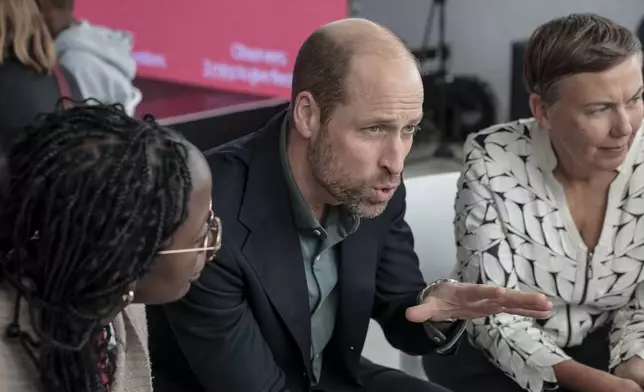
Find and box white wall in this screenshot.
[359,0,644,121]
[362,172,460,374]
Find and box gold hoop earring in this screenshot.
[122,290,135,305]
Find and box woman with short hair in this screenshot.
[424,13,644,392]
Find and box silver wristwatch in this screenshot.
[417,278,466,354]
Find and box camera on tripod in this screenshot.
[410,0,497,159]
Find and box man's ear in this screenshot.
[292,91,320,140]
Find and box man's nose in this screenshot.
[379,137,407,175]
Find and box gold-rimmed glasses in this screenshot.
[158,202,221,262]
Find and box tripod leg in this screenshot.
[433,142,454,158]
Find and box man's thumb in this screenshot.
[405,301,437,323]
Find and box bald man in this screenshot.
[148,18,551,392]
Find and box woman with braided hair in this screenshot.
[0,102,221,392]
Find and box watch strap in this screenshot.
[417,278,466,354]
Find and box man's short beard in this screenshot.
[307,129,388,219]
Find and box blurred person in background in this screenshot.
[423,13,644,392]
[38,0,142,116]
[0,103,219,392]
[0,0,80,149]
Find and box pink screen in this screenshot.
[74,1,348,98]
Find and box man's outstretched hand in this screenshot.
[405,281,552,323]
[615,357,644,389]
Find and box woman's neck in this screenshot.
[550,139,617,186]
[553,162,616,190]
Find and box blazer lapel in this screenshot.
[239,115,312,371]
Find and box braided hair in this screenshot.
[0,102,193,391]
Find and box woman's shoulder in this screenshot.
[464,118,541,155]
[111,304,152,392]
[461,118,548,179]
[0,55,48,78]
[0,56,62,96]
[0,287,40,392]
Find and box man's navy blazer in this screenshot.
[147,111,437,392]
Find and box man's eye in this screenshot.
[362,126,382,133]
[404,125,421,135]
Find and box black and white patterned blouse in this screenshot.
[455,118,644,392]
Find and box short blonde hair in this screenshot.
[0,0,57,74]
[524,13,642,103]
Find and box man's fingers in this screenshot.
[452,306,550,320]
[455,284,552,312]
[407,303,551,322]
[407,283,553,323]
[455,300,504,320]
[503,308,551,319]
[495,289,552,311]
[458,283,505,302]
